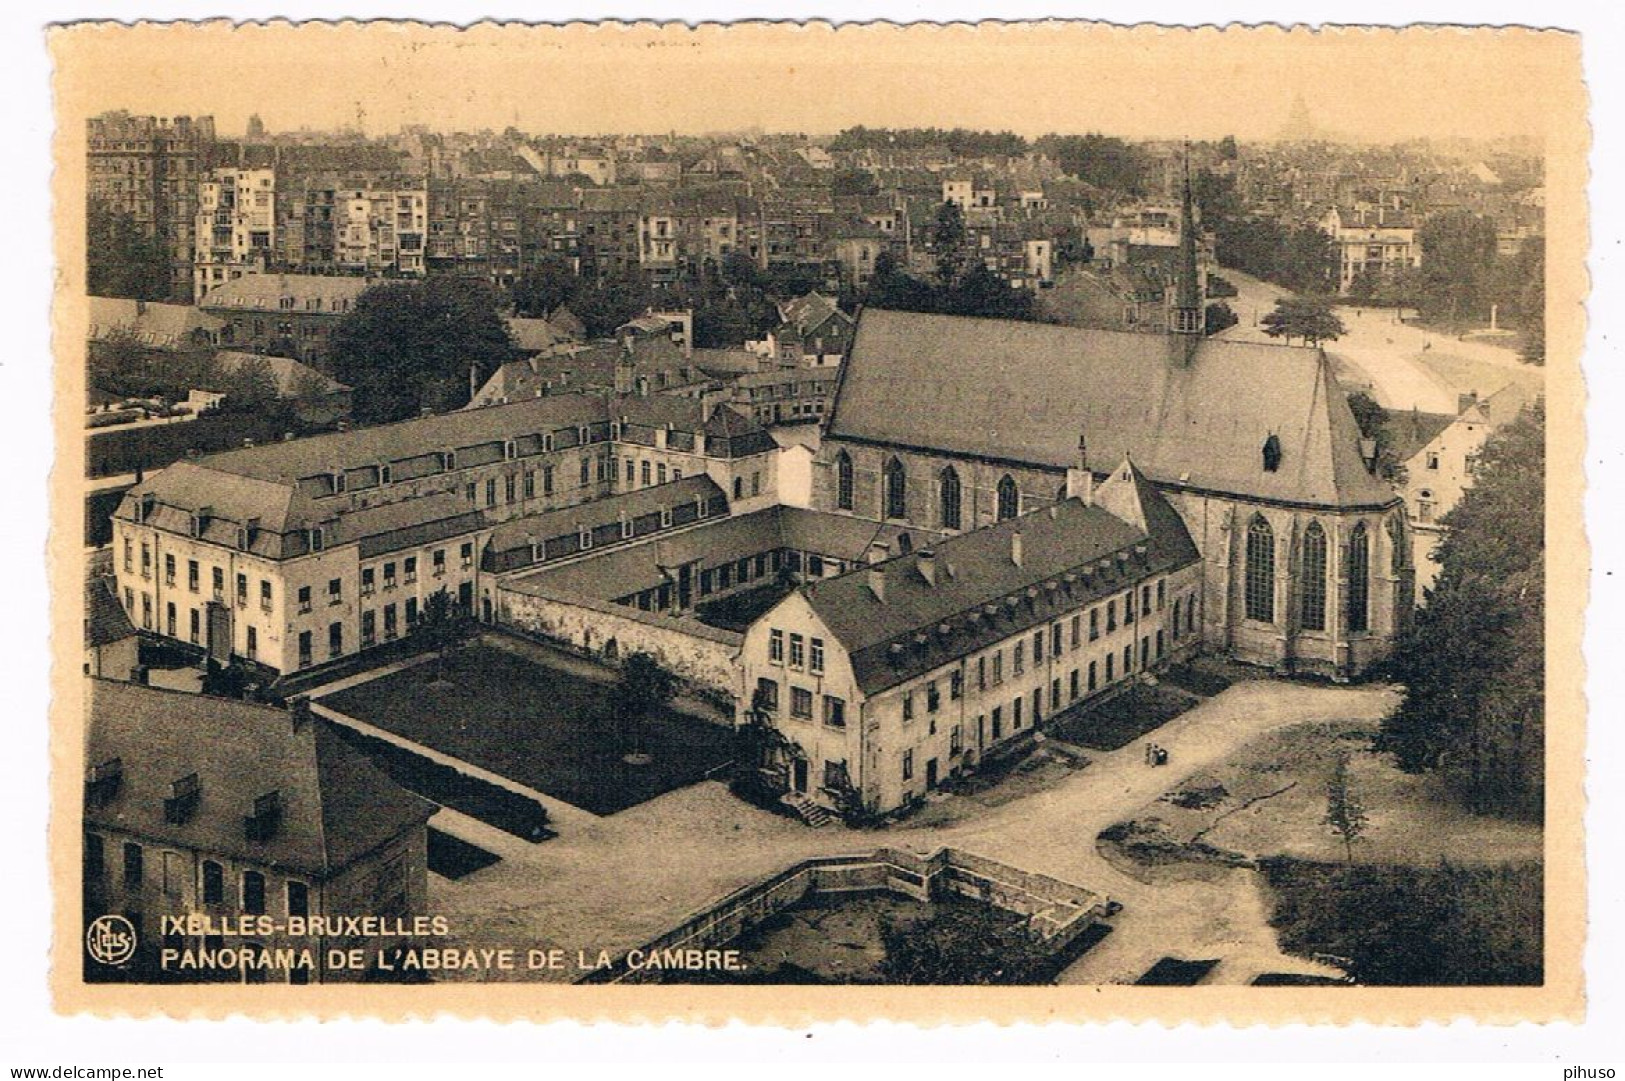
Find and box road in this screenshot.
[1215,269,1538,414]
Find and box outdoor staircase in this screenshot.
[780,791,836,828]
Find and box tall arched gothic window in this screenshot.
[1300,520,1328,631]
[835,451,854,510]
[1347,521,1371,632]
[939,467,962,530]
[996,474,1020,521]
[1244,514,1276,624]
[1386,514,1407,573]
[883,457,907,520]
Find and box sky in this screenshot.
[54,22,1573,145]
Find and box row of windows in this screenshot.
[86,834,308,917]
[128,544,275,611]
[834,453,1022,528]
[1243,516,1375,633]
[754,678,846,728]
[768,629,826,674]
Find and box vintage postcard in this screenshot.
[47,20,1586,1024]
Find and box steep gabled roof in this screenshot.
[85,680,433,878]
[827,310,1397,510]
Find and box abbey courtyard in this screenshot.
[81,117,1546,986]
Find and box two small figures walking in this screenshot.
[1144,742,1169,767]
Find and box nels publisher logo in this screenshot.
[85,915,137,967]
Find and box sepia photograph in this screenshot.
[44,18,1588,1029]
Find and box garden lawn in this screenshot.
[323,643,735,815]
[1048,683,1196,751]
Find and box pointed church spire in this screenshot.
[1172,145,1203,338]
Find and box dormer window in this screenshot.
[86,757,123,807]
[1262,434,1283,473]
[244,791,282,842]
[164,773,201,824]
[444,450,457,471]
[620,518,633,540]
[577,426,589,445]
[189,513,203,538]
[543,433,555,453]
[579,530,594,551]
[236,527,250,551]
[504,439,517,460]
[660,508,673,528]
[309,527,325,552]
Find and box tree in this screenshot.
[412,588,462,685]
[1040,133,1149,195]
[328,277,515,424]
[570,271,656,340]
[1323,752,1369,862]
[1260,296,1346,346]
[612,651,677,760]
[1204,301,1239,336]
[930,201,967,288]
[1416,211,1500,326]
[87,198,172,301]
[219,354,280,410]
[879,906,1053,984]
[1377,402,1545,818]
[512,257,580,319]
[1345,391,1407,483]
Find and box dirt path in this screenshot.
[427,678,1397,984]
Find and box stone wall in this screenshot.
[581,847,1107,984]
[498,585,741,699]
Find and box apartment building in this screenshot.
[193,168,277,302]
[87,111,219,301]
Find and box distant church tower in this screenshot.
[1169,153,1205,346]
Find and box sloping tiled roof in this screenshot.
[826,310,1397,510]
[505,505,921,603]
[88,297,224,348]
[193,393,610,484]
[506,317,571,354]
[1384,410,1457,466]
[85,577,137,648]
[200,274,374,311]
[486,475,725,555]
[213,351,349,398]
[802,484,1199,696]
[85,680,434,878]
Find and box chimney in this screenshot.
[1010,530,1024,567]
[289,695,312,731]
[916,548,936,587]
[1065,432,1093,503]
[1360,437,1378,472]
[1457,391,1480,415]
[867,564,886,603]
